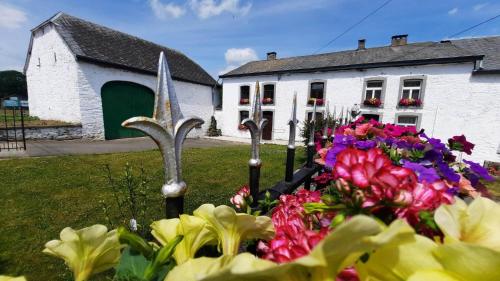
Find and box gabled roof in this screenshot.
[219,37,500,78]
[26,13,216,87]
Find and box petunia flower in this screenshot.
[43,225,122,281]
[448,135,475,155]
[402,161,440,183]
[463,160,495,182]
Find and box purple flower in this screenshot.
[463,160,495,181]
[413,143,425,151]
[437,161,460,183]
[403,161,440,183]
[325,135,356,167]
[421,133,446,151]
[354,140,377,150]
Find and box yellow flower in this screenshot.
[192,204,274,255]
[151,214,217,265]
[434,196,500,251]
[43,224,122,281]
[165,215,414,281]
[0,276,26,281]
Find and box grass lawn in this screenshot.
[1,109,69,127]
[0,145,305,281]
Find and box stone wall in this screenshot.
[0,125,82,140]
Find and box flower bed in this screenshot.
[262,97,274,105]
[362,98,382,107]
[6,118,498,281]
[308,98,324,106]
[398,98,422,107]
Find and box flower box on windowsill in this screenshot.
[363,98,382,108]
[307,98,324,106]
[238,124,248,131]
[262,98,274,105]
[398,98,423,107]
[239,98,250,105]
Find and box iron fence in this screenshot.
[0,98,27,151]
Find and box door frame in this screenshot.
[262,110,274,141]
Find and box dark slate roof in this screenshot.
[220,38,496,78]
[451,36,500,73]
[45,13,216,86]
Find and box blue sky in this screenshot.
[1,0,499,78]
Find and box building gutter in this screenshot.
[219,55,484,78]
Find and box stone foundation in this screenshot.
[0,124,82,140]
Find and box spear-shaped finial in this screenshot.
[122,52,204,217]
[339,106,344,126]
[287,92,298,149]
[322,101,330,142]
[308,99,317,146]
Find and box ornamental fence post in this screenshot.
[285,93,298,182]
[304,100,317,190]
[242,81,268,204]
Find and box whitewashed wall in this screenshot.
[26,24,81,123]
[77,61,213,139]
[220,63,500,163]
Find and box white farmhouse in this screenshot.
[218,35,500,163]
[24,13,217,140]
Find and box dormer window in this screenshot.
[262,84,275,105]
[239,85,250,105]
[308,81,325,106]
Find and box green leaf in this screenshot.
[114,247,150,281]
[118,227,155,259]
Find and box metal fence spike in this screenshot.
[287,92,298,149]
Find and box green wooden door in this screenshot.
[101,81,154,140]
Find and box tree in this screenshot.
[0,70,27,99]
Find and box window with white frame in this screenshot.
[396,115,418,127]
[308,82,325,105]
[239,110,249,122]
[364,80,383,100]
[401,79,422,100]
[263,84,275,105]
[240,86,250,105]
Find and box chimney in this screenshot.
[391,34,408,47]
[357,39,366,50]
[267,52,277,60]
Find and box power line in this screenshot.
[313,0,393,54]
[447,13,500,39]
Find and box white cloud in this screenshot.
[448,7,458,15]
[149,0,186,19]
[219,47,258,75]
[473,3,488,11]
[0,2,27,29]
[189,0,252,19]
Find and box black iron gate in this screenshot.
[0,98,27,151]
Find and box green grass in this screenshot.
[0,145,304,281]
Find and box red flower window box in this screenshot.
[398,98,422,107]
[239,98,250,105]
[363,98,382,107]
[262,97,274,105]
[308,98,324,106]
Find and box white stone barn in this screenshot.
[24,13,217,140]
[218,35,500,164]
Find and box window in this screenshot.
[401,79,422,100]
[308,82,325,105]
[263,84,275,105]
[396,115,418,127]
[307,112,324,123]
[365,81,383,100]
[362,113,380,122]
[240,86,250,105]
[239,110,249,122]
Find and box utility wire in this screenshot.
[447,13,500,39]
[313,0,393,54]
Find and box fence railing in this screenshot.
[0,98,27,152]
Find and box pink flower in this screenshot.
[229,185,251,210]
[354,123,373,138]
